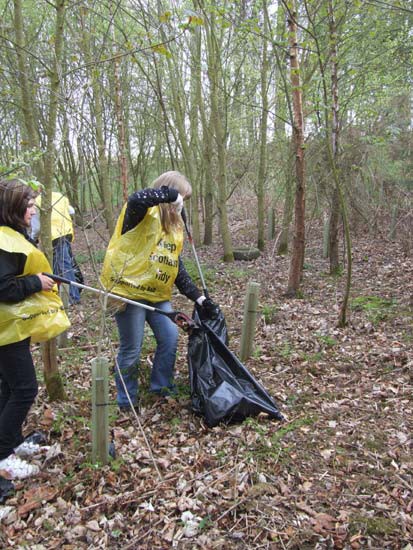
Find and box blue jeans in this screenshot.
[114,301,179,407]
[53,237,80,304]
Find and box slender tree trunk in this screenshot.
[202,1,234,262]
[13,0,67,399]
[189,26,202,244]
[80,6,114,234]
[286,0,306,296]
[41,0,67,400]
[257,2,269,252]
[194,12,214,245]
[202,115,214,245]
[328,3,341,274]
[264,1,295,256]
[277,149,295,255]
[113,52,129,202]
[13,0,43,180]
[307,0,352,325]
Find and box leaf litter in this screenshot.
[0,216,412,549]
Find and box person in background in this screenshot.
[0,179,70,479]
[100,171,219,411]
[31,191,81,305]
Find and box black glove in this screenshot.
[197,297,220,319]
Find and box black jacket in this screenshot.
[121,187,202,302]
[0,227,42,303]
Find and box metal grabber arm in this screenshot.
[43,272,197,333]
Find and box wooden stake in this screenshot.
[240,282,260,362]
[57,285,69,348]
[91,357,109,465]
[267,208,275,240]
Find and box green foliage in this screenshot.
[198,516,213,531]
[261,304,278,324]
[350,295,396,324]
[182,258,215,288]
[109,457,125,472]
[315,334,337,348]
[349,514,398,537]
[76,249,106,265]
[280,342,293,358]
[151,44,172,58]
[51,411,66,435]
[169,417,181,428]
[243,416,316,463]
[0,150,44,179]
[171,381,191,400]
[225,265,250,279]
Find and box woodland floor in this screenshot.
[0,201,412,550]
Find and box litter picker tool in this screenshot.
[181,208,209,298]
[43,273,197,333]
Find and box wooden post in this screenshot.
[267,208,275,240]
[389,204,398,240]
[240,282,260,362]
[91,357,109,465]
[322,211,329,259]
[57,285,69,348]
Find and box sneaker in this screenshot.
[23,431,48,446]
[0,454,40,479]
[14,441,42,458]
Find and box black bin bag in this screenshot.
[188,306,284,427]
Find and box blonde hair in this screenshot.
[152,171,192,233]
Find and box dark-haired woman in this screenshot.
[0,179,70,479]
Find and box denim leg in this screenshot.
[0,338,38,460]
[53,238,80,304]
[146,301,179,395]
[115,304,146,407]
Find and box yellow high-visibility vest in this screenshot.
[100,204,183,303]
[35,192,74,241]
[0,226,71,346]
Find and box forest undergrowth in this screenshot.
[0,204,412,550]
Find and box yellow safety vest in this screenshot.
[0,226,71,346]
[100,204,183,303]
[35,192,74,241]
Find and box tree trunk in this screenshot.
[13,0,43,180]
[201,1,234,262]
[113,50,129,202]
[79,6,114,234]
[189,26,202,245]
[286,1,306,296]
[257,2,269,252]
[328,2,341,274]
[277,153,295,255]
[13,0,67,400]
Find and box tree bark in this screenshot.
[286,0,306,296]
[257,2,269,252]
[201,1,234,262]
[13,0,67,400]
[13,0,43,180]
[79,6,115,234]
[328,2,341,274]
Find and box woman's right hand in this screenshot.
[37,273,55,291]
